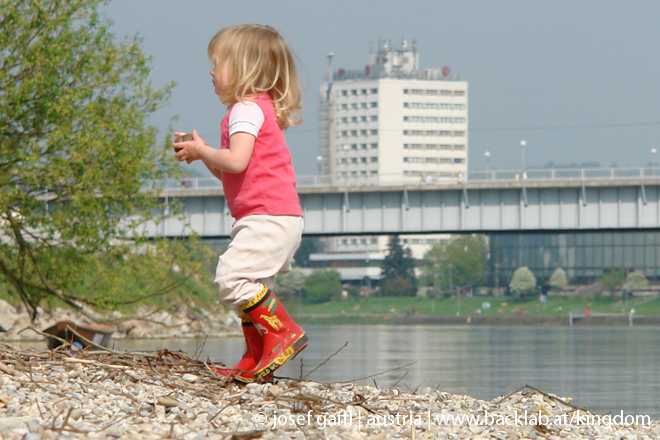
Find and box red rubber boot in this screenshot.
[216,316,272,383]
[241,286,308,381]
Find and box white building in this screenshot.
[308,234,451,284]
[318,39,468,186]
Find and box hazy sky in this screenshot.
[102,0,660,177]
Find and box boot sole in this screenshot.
[253,333,308,381]
[216,368,273,384]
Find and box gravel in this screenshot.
[0,343,658,440]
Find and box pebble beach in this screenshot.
[1,343,659,440]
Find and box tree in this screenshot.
[599,268,626,295]
[302,270,341,304]
[509,266,537,297]
[0,1,178,318]
[380,275,416,297]
[421,235,485,291]
[380,235,416,296]
[625,271,648,291]
[548,268,568,291]
[275,268,306,299]
[293,238,317,268]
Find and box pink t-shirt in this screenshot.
[220,95,303,220]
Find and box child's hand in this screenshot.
[172,130,207,164]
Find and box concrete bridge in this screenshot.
[145,167,660,238]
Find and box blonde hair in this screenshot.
[208,24,302,129]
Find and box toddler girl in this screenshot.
[173,24,306,382]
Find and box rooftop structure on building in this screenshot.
[318,39,468,187]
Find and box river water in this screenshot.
[108,325,660,419]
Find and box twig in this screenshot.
[301,341,348,381]
[390,370,409,389]
[337,361,417,384]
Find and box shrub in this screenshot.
[302,270,342,304]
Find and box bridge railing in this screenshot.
[152,166,660,192]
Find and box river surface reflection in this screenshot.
[19,325,660,418]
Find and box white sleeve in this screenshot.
[228,101,265,138]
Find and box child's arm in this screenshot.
[173,130,255,174]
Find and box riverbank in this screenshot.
[0,299,240,343]
[289,295,660,326]
[295,313,660,326]
[0,343,657,440]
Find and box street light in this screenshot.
[652,148,657,177]
[484,151,491,180]
[520,140,527,171]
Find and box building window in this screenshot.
[350,130,358,136]
[341,117,348,123]
[426,90,438,95]
[351,117,357,123]
[361,89,367,95]
[341,104,348,110]
[440,90,451,96]
[403,116,409,122]
[454,131,466,137]
[440,130,452,136]
[370,157,378,162]
[403,89,409,94]
[370,129,378,135]
[370,143,378,149]
[360,129,368,136]
[370,115,378,121]
[454,158,465,163]
[403,144,409,149]
[361,143,367,149]
[412,103,423,109]
[411,130,424,136]
[411,144,423,149]
[403,130,409,135]
[351,89,358,96]
[426,117,439,123]
[455,90,466,96]
[411,89,423,95]
[440,144,452,150]
[360,157,367,163]
[403,102,410,108]
[425,130,437,136]
[411,116,423,122]
[454,144,466,150]
[426,144,438,150]
[440,103,451,110]
[440,158,451,164]
[341,131,348,137]
[440,117,452,123]
[371,88,378,94]
[360,116,367,122]
[370,102,378,108]
[351,158,358,163]
[454,117,466,123]
[341,90,348,96]
[454,104,466,110]
[351,144,358,150]
[361,103,368,109]
[425,103,437,109]
[351,103,358,110]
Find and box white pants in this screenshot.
[214,215,304,310]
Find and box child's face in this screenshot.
[210,59,231,96]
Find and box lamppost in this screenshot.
[484,151,491,180]
[520,140,526,172]
[652,148,657,177]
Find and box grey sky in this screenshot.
[102,0,660,177]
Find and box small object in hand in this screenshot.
[173,133,193,151]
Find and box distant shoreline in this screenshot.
[294,313,660,326]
